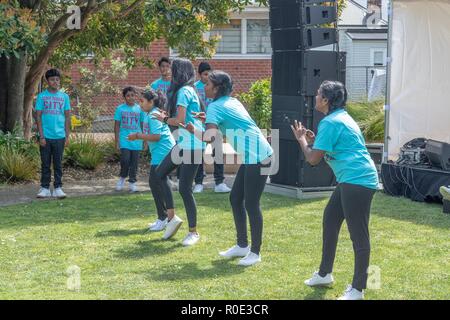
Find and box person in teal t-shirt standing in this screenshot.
[114,87,143,193]
[185,70,273,267]
[35,69,71,199]
[193,62,231,194]
[128,88,181,234]
[150,57,171,96]
[152,58,206,247]
[291,81,379,301]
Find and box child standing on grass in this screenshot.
[128,89,182,234]
[193,61,231,194]
[114,86,143,193]
[36,69,71,199]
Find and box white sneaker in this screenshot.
[149,218,168,231]
[182,232,200,246]
[116,178,125,191]
[129,182,138,193]
[238,252,261,266]
[169,179,179,191]
[37,188,52,198]
[193,184,204,193]
[338,285,364,300]
[214,183,231,193]
[219,245,250,259]
[304,271,334,287]
[52,188,66,199]
[440,185,450,201]
[162,215,183,240]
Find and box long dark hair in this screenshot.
[167,58,204,117]
[142,88,166,110]
[208,70,233,100]
[318,80,348,115]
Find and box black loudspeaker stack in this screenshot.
[269,0,346,187]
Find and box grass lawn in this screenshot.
[0,191,448,300]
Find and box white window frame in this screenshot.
[170,8,271,60]
[370,48,387,66]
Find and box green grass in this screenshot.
[0,192,448,300]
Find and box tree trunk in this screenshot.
[7,51,27,133]
[0,56,9,132]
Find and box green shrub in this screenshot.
[239,78,272,131]
[0,129,40,182]
[0,147,39,182]
[347,100,385,143]
[99,138,121,163]
[64,134,104,170]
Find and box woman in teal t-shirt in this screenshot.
[152,58,206,247]
[185,70,273,267]
[291,81,379,300]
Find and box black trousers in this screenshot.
[156,145,202,228]
[229,162,269,255]
[120,149,139,183]
[149,165,174,221]
[319,183,376,291]
[40,138,65,189]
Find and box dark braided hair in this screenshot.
[142,88,166,110]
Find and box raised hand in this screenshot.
[290,120,307,141]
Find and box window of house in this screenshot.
[210,19,242,54]
[246,19,272,54]
[170,18,272,58]
[371,48,387,66]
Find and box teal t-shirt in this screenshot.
[194,80,213,108]
[313,108,379,190]
[114,103,143,151]
[142,108,176,165]
[176,86,206,150]
[205,96,273,164]
[151,78,171,95]
[35,90,71,139]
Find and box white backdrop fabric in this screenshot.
[388,0,450,159]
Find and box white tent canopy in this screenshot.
[386,0,450,159]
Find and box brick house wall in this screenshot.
[69,38,272,118]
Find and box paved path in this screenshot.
[0,175,236,208]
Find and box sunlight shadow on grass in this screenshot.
[147,259,247,282]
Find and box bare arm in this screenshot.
[128,132,161,142]
[64,110,71,146]
[36,111,46,147]
[114,121,120,150]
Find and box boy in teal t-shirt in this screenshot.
[35,69,71,199]
[193,62,230,194]
[114,87,143,192]
[150,57,171,95]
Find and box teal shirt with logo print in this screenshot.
[35,90,71,139]
[114,103,143,151]
[205,96,273,164]
[313,108,379,190]
[142,108,176,165]
[151,78,171,95]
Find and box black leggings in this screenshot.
[319,183,376,291]
[149,165,174,221]
[156,145,202,228]
[229,162,269,255]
